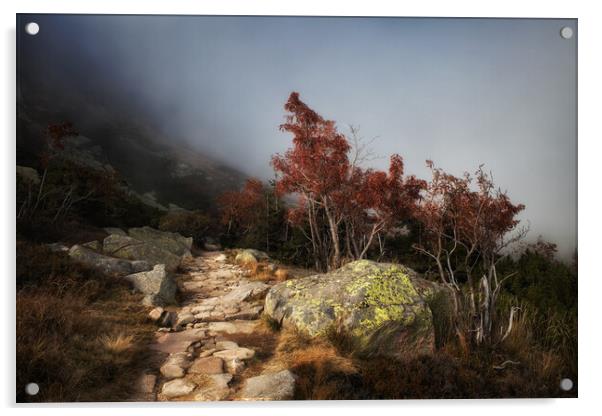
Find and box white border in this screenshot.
[2,1,600,415]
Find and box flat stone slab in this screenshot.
[162,378,196,399]
[152,328,207,354]
[213,347,255,361]
[189,356,224,375]
[221,281,270,303]
[237,370,296,401]
[215,340,239,351]
[207,320,259,335]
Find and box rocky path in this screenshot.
[133,251,295,402]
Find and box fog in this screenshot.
[17,15,577,258]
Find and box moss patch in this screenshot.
[344,265,422,339]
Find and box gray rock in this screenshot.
[188,356,224,375]
[222,282,270,304]
[237,370,296,401]
[128,226,193,257]
[207,321,258,335]
[161,378,196,398]
[152,328,206,354]
[226,305,263,321]
[213,347,255,361]
[47,242,69,253]
[160,352,191,379]
[264,260,452,358]
[215,341,239,351]
[68,244,152,276]
[82,240,102,251]
[103,234,181,272]
[125,264,177,306]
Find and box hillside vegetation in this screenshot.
[16,92,577,401]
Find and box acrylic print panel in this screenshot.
[16,14,577,402]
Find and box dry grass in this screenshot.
[256,322,576,400]
[274,268,289,282]
[262,329,363,400]
[99,333,135,353]
[241,260,292,283]
[16,241,157,403]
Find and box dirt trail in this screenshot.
[133,250,290,401]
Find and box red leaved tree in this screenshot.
[414,161,526,344]
[342,155,426,260]
[217,178,267,236]
[271,92,351,270]
[272,92,424,270]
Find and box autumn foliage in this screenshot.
[216,91,535,348]
[271,92,425,270]
[414,161,526,344]
[218,178,267,235]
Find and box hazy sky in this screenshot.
[18,15,577,257]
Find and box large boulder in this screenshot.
[103,234,181,272]
[264,260,451,358]
[128,226,192,257]
[68,245,152,276]
[125,264,177,306]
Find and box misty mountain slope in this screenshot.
[16,89,247,213]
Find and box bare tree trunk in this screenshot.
[500,306,520,343]
[477,273,491,344]
[358,222,381,259]
[323,199,341,270]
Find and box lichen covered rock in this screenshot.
[103,234,181,272]
[68,244,151,276]
[128,226,193,257]
[264,260,449,358]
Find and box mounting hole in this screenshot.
[25,382,39,395]
[560,378,573,391]
[25,22,39,36]
[560,26,573,39]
